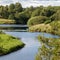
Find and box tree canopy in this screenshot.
[0,3,60,24]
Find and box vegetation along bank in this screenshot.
[0,32,25,55]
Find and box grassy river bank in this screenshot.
[0,32,25,55]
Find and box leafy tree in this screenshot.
[31,9,40,17]
[3,5,9,19]
[8,14,15,20]
[15,12,28,24]
[0,6,4,18]
[0,3,60,24]
[23,7,34,19]
[15,2,23,12]
[51,10,60,21]
[41,6,55,17]
[31,6,43,17]
[8,3,15,13]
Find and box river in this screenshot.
[0,31,59,60]
[0,25,59,60]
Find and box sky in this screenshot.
[0,0,60,7]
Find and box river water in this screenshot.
[0,31,59,60]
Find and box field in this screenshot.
[0,19,15,24]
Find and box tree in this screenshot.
[15,2,23,12]
[23,6,34,19]
[50,10,60,21]
[15,12,28,24]
[41,6,55,17]
[0,6,4,18]
[8,14,15,20]
[3,5,9,19]
[31,9,40,17]
[8,3,15,13]
[31,6,43,17]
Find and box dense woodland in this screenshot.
[0,2,60,24]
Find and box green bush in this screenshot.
[27,16,49,26]
[50,10,60,21]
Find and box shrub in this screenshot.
[28,24,52,33]
[27,16,49,26]
[36,35,60,60]
[50,10,60,21]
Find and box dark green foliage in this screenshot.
[8,3,15,13]
[2,5,9,19]
[8,14,15,20]
[27,16,49,26]
[0,3,60,24]
[31,6,43,17]
[24,6,34,18]
[15,12,28,24]
[0,6,9,19]
[15,2,23,12]
[41,6,55,17]
[51,10,60,21]
[31,9,40,17]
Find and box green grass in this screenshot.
[0,33,25,55]
[0,19,15,24]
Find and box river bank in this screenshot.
[28,23,60,36]
[0,32,25,56]
[0,31,59,60]
[36,35,60,60]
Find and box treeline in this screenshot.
[0,2,60,24]
[0,2,34,24]
[27,6,60,26]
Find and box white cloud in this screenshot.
[0,0,60,7]
[0,0,13,5]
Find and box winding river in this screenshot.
[0,25,59,60]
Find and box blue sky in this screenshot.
[0,0,60,7]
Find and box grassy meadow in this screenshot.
[0,19,15,24]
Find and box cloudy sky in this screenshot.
[0,0,60,7]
